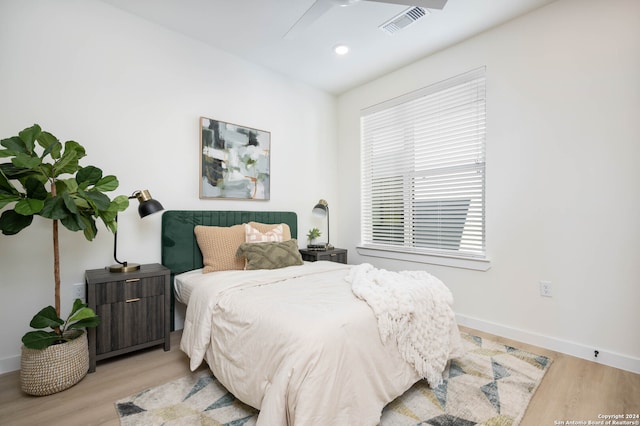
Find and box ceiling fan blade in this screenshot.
[284,0,335,40]
[364,0,448,10]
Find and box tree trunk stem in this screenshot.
[53,219,60,317]
[51,181,60,317]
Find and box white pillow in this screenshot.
[245,223,284,243]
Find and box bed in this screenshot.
[161,210,461,426]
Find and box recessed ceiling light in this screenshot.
[335,0,361,6]
[334,44,349,55]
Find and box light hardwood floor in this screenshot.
[0,327,638,425]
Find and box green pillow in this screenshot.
[236,239,304,270]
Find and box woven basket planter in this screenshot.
[20,330,89,396]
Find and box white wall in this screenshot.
[337,0,640,372]
[0,0,337,373]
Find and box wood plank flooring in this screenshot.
[0,327,637,426]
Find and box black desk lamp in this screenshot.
[312,199,333,250]
[109,190,164,272]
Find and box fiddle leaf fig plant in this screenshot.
[0,124,129,346]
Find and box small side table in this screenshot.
[85,263,171,372]
[299,248,348,264]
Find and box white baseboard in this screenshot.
[456,314,640,375]
[0,355,20,375]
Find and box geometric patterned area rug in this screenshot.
[115,333,551,426]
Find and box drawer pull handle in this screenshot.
[126,298,140,303]
[330,253,337,257]
[125,278,140,283]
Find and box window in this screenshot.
[360,67,486,266]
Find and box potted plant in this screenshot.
[0,124,129,395]
[20,299,100,395]
[306,227,322,247]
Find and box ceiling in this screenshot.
[99,0,556,94]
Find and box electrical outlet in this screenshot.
[539,280,552,297]
[72,283,85,302]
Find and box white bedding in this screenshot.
[179,261,460,426]
[174,267,205,305]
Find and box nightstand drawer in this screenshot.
[95,294,165,355]
[93,276,165,304]
[315,251,347,263]
[299,248,347,264]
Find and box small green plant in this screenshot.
[22,299,100,349]
[307,227,321,242]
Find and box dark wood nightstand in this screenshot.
[299,248,348,264]
[85,263,170,372]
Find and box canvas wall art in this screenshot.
[200,116,270,200]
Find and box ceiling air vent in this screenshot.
[379,7,429,35]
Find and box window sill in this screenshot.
[356,245,491,271]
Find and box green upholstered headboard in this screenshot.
[161,210,298,329]
[161,210,298,276]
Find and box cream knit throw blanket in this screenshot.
[346,263,463,387]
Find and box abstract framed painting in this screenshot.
[199,116,271,200]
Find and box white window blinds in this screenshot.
[361,67,486,259]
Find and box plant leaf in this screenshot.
[94,175,118,192]
[65,140,86,159]
[67,316,100,330]
[40,196,68,220]
[67,303,99,324]
[104,219,118,234]
[81,215,98,241]
[14,198,45,215]
[59,177,79,193]
[112,194,130,211]
[37,131,62,159]
[38,163,53,180]
[11,152,41,169]
[0,166,18,189]
[60,212,84,232]
[70,298,85,314]
[66,299,89,322]
[83,190,111,212]
[61,191,78,214]
[53,141,84,177]
[0,162,32,180]
[24,176,47,200]
[99,196,128,227]
[72,194,90,210]
[0,194,21,210]
[29,305,64,330]
[0,209,33,235]
[18,124,41,154]
[77,165,102,187]
[22,331,61,350]
[1,136,27,154]
[99,208,117,225]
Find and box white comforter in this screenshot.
[180,261,460,426]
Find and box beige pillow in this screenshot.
[194,224,246,273]
[248,222,291,241]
